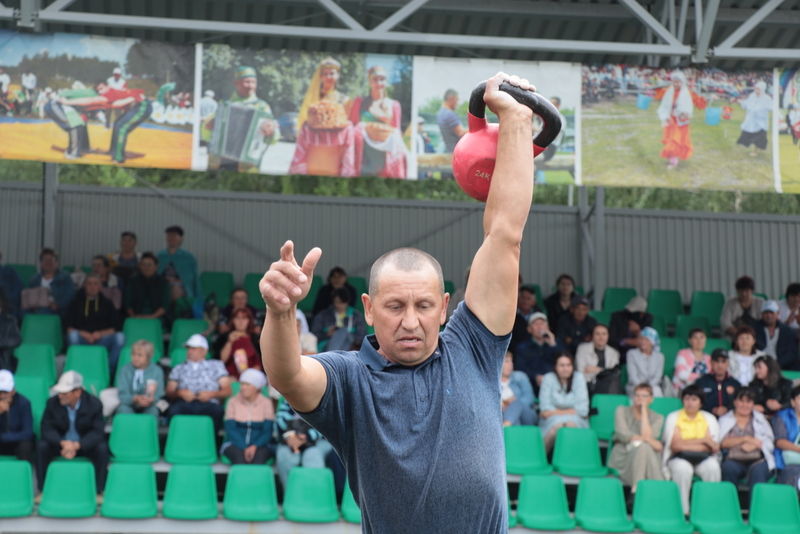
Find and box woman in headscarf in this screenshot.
[737,80,772,156]
[625,326,665,397]
[289,57,357,176]
[655,70,707,170]
[349,66,407,178]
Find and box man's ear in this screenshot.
[362,293,374,326]
[440,292,450,325]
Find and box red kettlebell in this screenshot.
[452,81,562,202]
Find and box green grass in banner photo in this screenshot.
[779,134,800,193]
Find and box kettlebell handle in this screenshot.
[468,81,562,149]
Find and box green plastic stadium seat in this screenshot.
[649,397,682,419]
[516,474,576,530]
[783,370,800,382]
[690,481,752,534]
[38,460,97,518]
[660,336,682,378]
[552,427,608,477]
[12,375,48,438]
[575,477,634,532]
[603,287,636,313]
[690,291,725,330]
[164,415,217,464]
[109,414,160,463]
[633,480,693,534]
[589,309,611,326]
[223,464,279,522]
[590,394,629,441]
[749,482,800,534]
[647,289,684,328]
[675,314,710,342]
[9,263,36,284]
[63,345,109,396]
[0,460,33,517]
[101,463,157,519]
[649,315,668,338]
[168,318,208,355]
[163,464,218,520]
[349,276,368,312]
[298,275,323,314]
[705,337,731,353]
[200,271,235,303]
[282,467,339,523]
[122,318,163,358]
[504,425,552,475]
[13,343,56,386]
[341,481,361,524]
[20,314,63,354]
[243,272,264,308]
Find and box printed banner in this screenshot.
[581,65,775,190]
[411,57,580,183]
[0,30,195,169]
[197,46,413,178]
[778,69,800,193]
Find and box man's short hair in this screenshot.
[786,283,800,299]
[556,273,575,287]
[369,248,444,296]
[328,266,347,279]
[92,254,110,267]
[165,225,184,236]
[519,285,536,297]
[39,248,57,261]
[121,231,137,240]
[735,275,755,291]
[332,287,351,305]
[634,383,653,396]
[140,252,158,264]
[443,89,458,100]
[734,387,756,402]
[710,348,729,361]
[791,384,800,401]
[681,384,704,400]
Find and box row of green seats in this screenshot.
[505,426,607,478]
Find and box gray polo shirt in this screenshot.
[299,302,510,533]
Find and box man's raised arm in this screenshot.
[259,240,327,413]
[465,73,536,335]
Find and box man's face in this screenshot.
[58,388,81,407]
[737,288,753,303]
[40,253,57,274]
[329,272,346,288]
[557,277,574,296]
[84,277,102,298]
[632,388,653,409]
[91,258,108,277]
[235,76,257,98]
[186,346,207,362]
[527,318,548,339]
[711,357,729,377]
[762,311,777,327]
[363,263,448,367]
[572,303,589,322]
[139,258,157,277]
[333,296,348,313]
[165,231,182,250]
[231,290,248,309]
[0,390,12,403]
[502,353,514,378]
[445,94,458,109]
[788,293,800,310]
[121,234,136,252]
[518,290,535,314]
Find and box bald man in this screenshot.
[259,72,537,533]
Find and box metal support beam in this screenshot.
[0,6,13,19]
[577,187,594,299]
[677,0,689,42]
[694,0,703,45]
[594,187,606,312]
[619,0,682,47]
[692,0,720,62]
[42,163,58,249]
[372,0,429,32]
[17,0,41,30]
[41,0,76,12]
[713,47,800,60]
[715,0,785,50]
[316,0,364,31]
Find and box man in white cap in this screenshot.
[513,311,563,393]
[37,371,108,495]
[0,370,35,467]
[221,368,275,465]
[106,67,127,91]
[755,300,800,370]
[165,334,231,433]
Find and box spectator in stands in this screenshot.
[0,291,20,370]
[608,295,653,362]
[778,282,800,332]
[511,284,543,354]
[0,251,23,319]
[608,383,664,493]
[662,384,721,515]
[445,266,469,319]
[298,316,318,355]
[772,385,800,492]
[166,334,231,433]
[37,371,108,495]
[65,274,124,376]
[166,283,194,329]
[108,231,141,283]
[728,325,765,386]
[576,324,621,394]
[0,370,35,467]
[217,308,261,380]
[719,387,775,497]
[311,287,367,351]
[221,368,275,465]
[500,351,537,426]
[275,398,331,487]
[721,275,764,338]
[695,349,741,417]
[538,351,589,449]
[556,295,596,355]
[217,288,260,336]
[157,225,200,300]
[544,273,577,334]
[755,300,799,370]
[25,248,75,316]
[750,356,792,416]
[513,311,563,394]
[115,339,164,416]
[673,328,711,392]
[626,327,665,397]
[123,252,169,322]
[312,266,357,317]
[73,255,120,292]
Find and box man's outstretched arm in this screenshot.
[259,240,327,413]
[465,73,536,335]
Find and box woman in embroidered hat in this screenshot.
[654,70,707,170]
[626,326,665,396]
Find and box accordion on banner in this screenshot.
[209,102,274,166]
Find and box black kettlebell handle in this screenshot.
[468,81,562,149]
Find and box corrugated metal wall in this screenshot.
[2,181,799,304]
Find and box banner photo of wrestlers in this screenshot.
[581,65,776,191]
[778,69,800,193]
[411,57,581,184]
[0,30,195,169]
[198,45,413,178]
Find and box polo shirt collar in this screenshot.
[358,335,443,371]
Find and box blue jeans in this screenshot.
[721,458,772,503]
[67,330,124,378]
[503,399,538,426]
[276,440,331,488]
